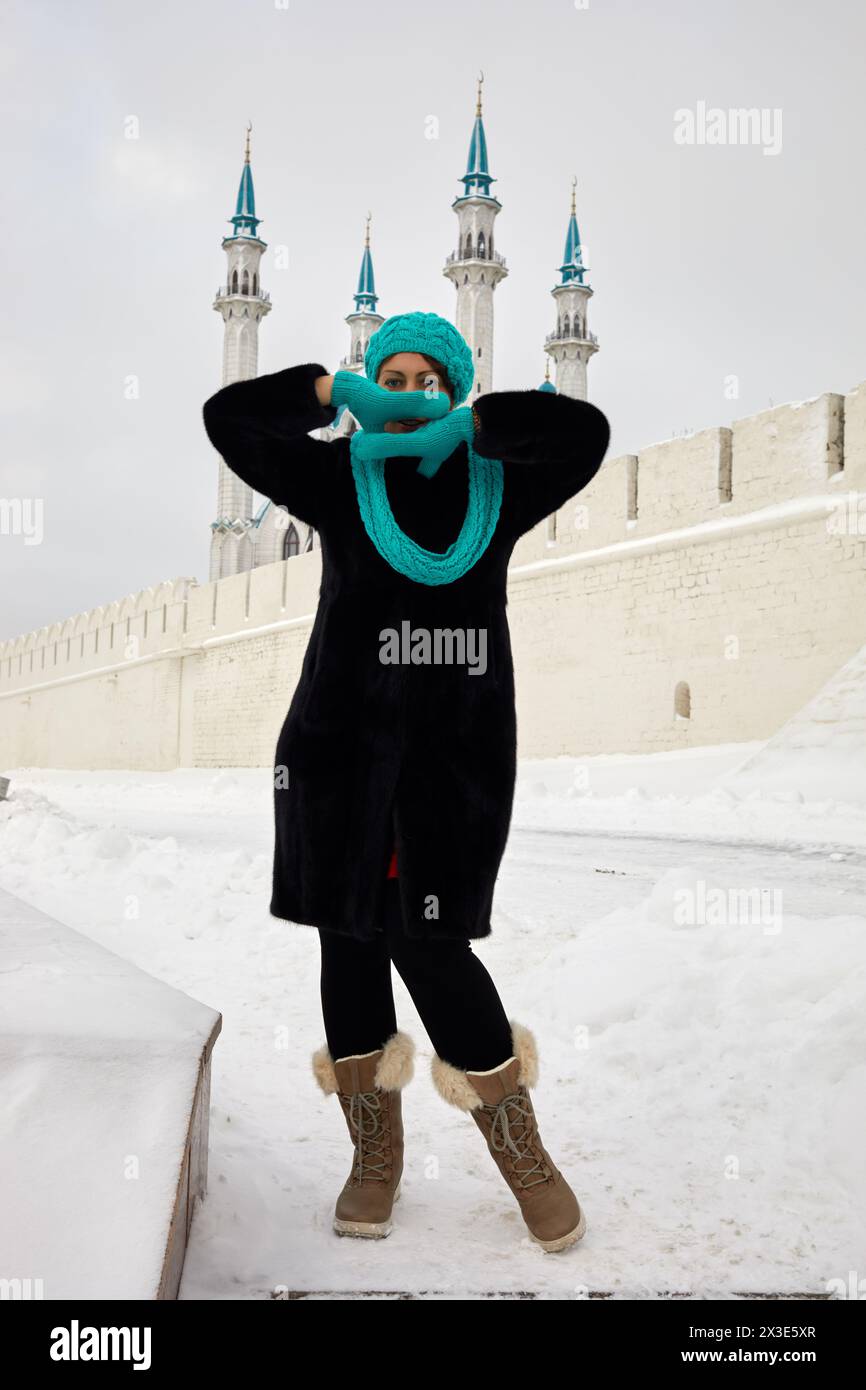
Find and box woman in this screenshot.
[202,310,610,1251]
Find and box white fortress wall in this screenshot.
[509,382,866,755]
[2,382,865,769]
[179,555,322,769]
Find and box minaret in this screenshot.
[339,214,384,373]
[443,73,507,399]
[209,124,272,582]
[544,178,598,400]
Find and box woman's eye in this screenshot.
[383,378,402,389]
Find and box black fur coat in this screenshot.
[202,364,610,941]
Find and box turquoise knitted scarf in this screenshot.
[349,433,504,586]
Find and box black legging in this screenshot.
[318,877,514,1072]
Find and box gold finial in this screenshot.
[476,70,484,116]
[364,211,372,247]
[571,175,577,215]
[244,121,252,164]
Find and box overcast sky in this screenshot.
[2,0,864,640]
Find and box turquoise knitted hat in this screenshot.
[364,311,475,405]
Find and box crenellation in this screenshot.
[631,428,731,535]
[842,381,866,486]
[0,578,198,694]
[205,567,250,636]
[518,387,857,571]
[727,391,843,513]
[2,383,865,768]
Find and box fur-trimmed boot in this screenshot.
[312,1030,415,1238]
[430,1020,586,1253]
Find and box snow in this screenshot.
[1,738,864,1299]
[0,887,219,1300]
[512,739,866,853]
[722,644,866,808]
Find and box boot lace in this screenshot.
[341,1089,391,1184]
[482,1088,551,1190]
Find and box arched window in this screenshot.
[231,268,239,293]
[241,268,250,295]
[354,341,363,362]
[303,527,315,553]
[252,272,258,295]
[563,313,571,337]
[283,523,299,559]
[674,681,691,719]
[477,230,486,259]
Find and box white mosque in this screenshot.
[208,78,600,582]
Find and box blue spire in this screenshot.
[353,214,378,313]
[227,124,262,240]
[559,177,588,285]
[458,73,496,200]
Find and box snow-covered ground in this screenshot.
[1,742,865,1299]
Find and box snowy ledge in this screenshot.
[509,491,860,578]
[0,888,222,1300]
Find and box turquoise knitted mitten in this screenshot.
[351,407,476,478]
[330,369,450,432]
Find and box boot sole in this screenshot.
[529,1204,587,1253]
[333,1181,402,1239]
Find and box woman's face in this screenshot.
[376,352,453,434]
